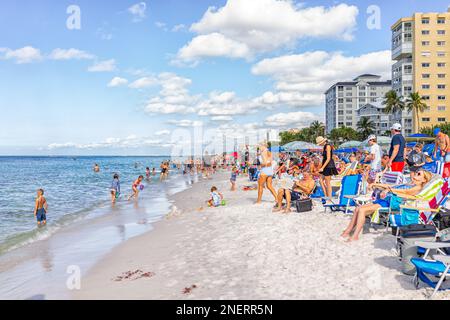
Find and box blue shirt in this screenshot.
[111,179,120,193]
[389,134,406,163]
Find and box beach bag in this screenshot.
[295,199,313,213]
[435,209,450,230]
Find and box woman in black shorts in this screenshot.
[316,136,338,200]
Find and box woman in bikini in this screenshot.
[256,143,278,204]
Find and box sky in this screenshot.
[0,0,449,155]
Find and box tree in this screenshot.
[356,117,375,140]
[420,123,450,136]
[310,121,325,140]
[328,127,359,145]
[405,92,428,133]
[279,122,326,145]
[382,90,405,117]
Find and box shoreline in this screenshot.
[73,171,449,300]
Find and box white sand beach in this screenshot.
[73,172,450,300]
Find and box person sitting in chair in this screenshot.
[273,172,315,214]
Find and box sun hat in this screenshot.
[391,123,402,131]
[316,136,327,146]
[368,134,377,141]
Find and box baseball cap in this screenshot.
[434,128,441,136]
[410,165,423,172]
[391,123,402,131]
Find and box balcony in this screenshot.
[392,41,413,60]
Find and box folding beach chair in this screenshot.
[379,171,405,185]
[323,174,362,214]
[411,229,450,298]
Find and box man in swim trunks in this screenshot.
[433,128,450,163]
[34,189,48,226]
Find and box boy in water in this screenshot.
[207,186,223,207]
[145,167,151,180]
[34,189,48,226]
[110,174,121,203]
[128,175,144,201]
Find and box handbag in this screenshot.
[295,198,313,213]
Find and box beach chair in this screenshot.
[323,174,362,214]
[379,171,405,185]
[411,229,450,298]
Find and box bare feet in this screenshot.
[341,230,351,238]
[283,207,291,214]
[346,236,359,243]
[272,207,282,212]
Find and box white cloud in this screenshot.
[175,0,358,63]
[0,46,43,64]
[155,130,171,136]
[49,48,95,60]
[108,77,129,87]
[172,24,186,32]
[128,2,147,22]
[143,73,200,114]
[129,76,158,89]
[211,116,233,122]
[88,59,117,72]
[264,111,322,128]
[252,50,392,108]
[167,119,203,127]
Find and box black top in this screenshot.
[322,144,336,169]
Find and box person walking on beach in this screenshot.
[433,128,450,163]
[316,136,338,202]
[110,174,121,204]
[128,176,144,201]
[230,165,238,191]
[388,123,406,172]
[255,142,277,204]
[34,189,48,226]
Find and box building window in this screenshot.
[438,96,446,100]
[438,62,446,67]
[346,98,352,102]
[346,122,352,126]
[438,118,446,122]
[346,110,352,114]
[421,63,430,67]
[437,41,446,46]
[422,41,430,46]
[438,106,446,111]
[438,84,446,89]
[437,52,446,57]
[338,111,344,115]
[422,84,430,89]
[338,86,344,91]
[422,18,430,24]
[421,51,431,57]
[437,18,446,24]
[422,117,431,122]
[438,30,446,35]
[422,30,430,35]
[338,98,344,103]
[438,74,446,78]
[422,95,430,100]
[422,74,430,79]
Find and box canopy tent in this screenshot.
[269,146,285,153]
[282,141,322,152]
[406,133,434,143]
[338,140,362,149]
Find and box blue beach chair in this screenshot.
[323,174,362,214]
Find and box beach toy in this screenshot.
[221,200,227,206]
[115,192,120,199]
[140,185,145,191]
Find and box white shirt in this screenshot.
[370,143,382,171]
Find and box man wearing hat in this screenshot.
[388,123,406,172]
[433,128,450,163]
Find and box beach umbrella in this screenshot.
[360,136,391,147]
[335,148,359,153]
[406,133,434,143]
[282,141,321,152]
[339,140,362,149]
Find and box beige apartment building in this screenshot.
[392,8,450,133]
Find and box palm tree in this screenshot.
[310,121,325,140]
[357,117,376,139]
[405,92,428,133]
[382,90,405,122]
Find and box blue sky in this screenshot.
[0,0,449,155]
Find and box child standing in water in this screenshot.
[207,186,223,207]
[110,174,121,203]
[145,167,151,181]
[128,176,144,201]
[34,189,48,226]
[230,166,238,191]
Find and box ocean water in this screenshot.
[0,156,172,254]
